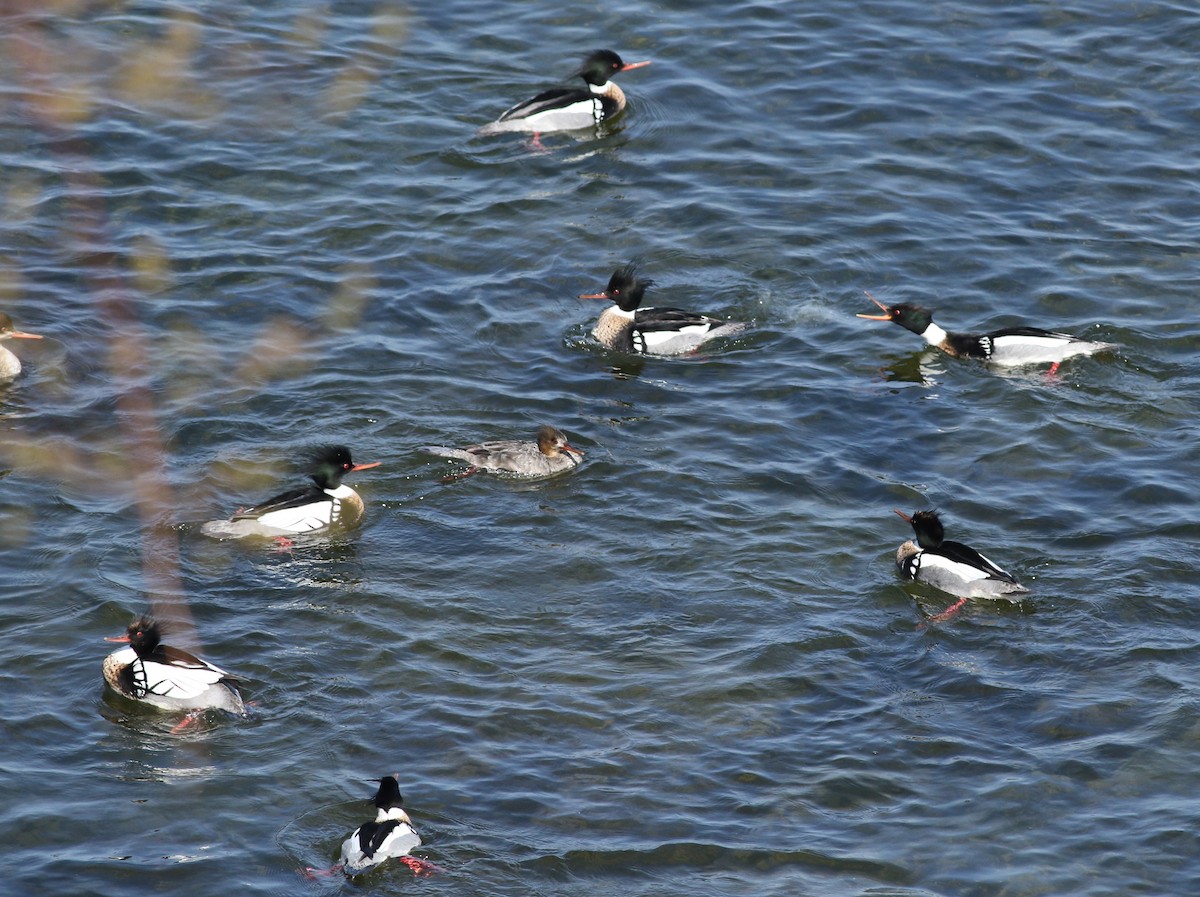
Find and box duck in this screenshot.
[102,615,245,716]
[892,509,1028,618]
[0,312,43,379]
[478,49,651,136]
[857,292,1116,372]
[200,445,380,539]
[579,262,749,355]
[337,776,431,875]
[422,425,583,479]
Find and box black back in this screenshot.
[232,483,330,520]
[356,819,402,859]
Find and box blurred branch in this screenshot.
[2,2,195,642]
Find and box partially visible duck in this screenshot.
[200,445,380,539]
[579,262,749,355]
[422,425,583,479]
[478,49,651,136]
[858,293,1116,372]
[102,615,245,716]
[893,509,1028,619]
[0,312,43,379]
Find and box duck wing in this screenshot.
[633,306,723,331]
[937,539,1021,583]
[497,86,590,122]
[232,484,329,520]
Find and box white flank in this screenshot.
[990,334,1115,367]
[918,553,991,582]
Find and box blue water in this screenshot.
[1,1,1198,895]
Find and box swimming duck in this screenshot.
[858,293,1116,372]
[200,445,380,539]
[893,508,1028,619]
[422,425,583,478]
[478,49,651,136]
[0,312,43,379]
[579,262,749,355]
[102,615,245,716]
[337,776,429,875]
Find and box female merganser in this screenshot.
[337,776,431,875]
[102,615,245,715]
[200,445,380,539]
[422,425,583,478]
[893,509,1028,617]
[857,293,1116,371]
[579,262,749,355]
[0,313,43,379]
[478,49,651,136]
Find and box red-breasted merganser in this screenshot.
[893,509,1028,617]
[579,262,750,355]
[102,615,246,715]
[857,293,1116,371]
[308,776,435,878]
[0,313,43,379]
[422,425,583,478]
[338,776,431,875]
[478,49,651,136]
[200,445,380,539]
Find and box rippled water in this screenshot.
[1,1,1199,895]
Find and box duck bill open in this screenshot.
[856,291,891,320]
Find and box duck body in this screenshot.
[858,294,1116,367]
[423,425,583,478]
[339,776,422,874]
[201,446,379,539]
[581,262,749,356]
[0,313,43,379]
[893,509,1028,600]
[479,49,650,136]
[102,615,245,715]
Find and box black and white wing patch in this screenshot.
[498,87,590,123]
[233,484,329,521]
[937,539,1020,583]
[127,650,232,701]
[342,817,421,870]
[631,306,724,353]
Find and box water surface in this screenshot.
[1,2,1198,896]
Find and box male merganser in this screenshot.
[422,425,583,478]
[337,776,431,875]
[478,49,651,136]
[102,615,245,715]
[579,262,750,355]
[893,509,1028,618]
[857,293,1116,371]
[200,445,380,539]
[0,313,43,379]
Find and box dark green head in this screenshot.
[858,293,936,336]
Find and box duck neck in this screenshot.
[920,321,949,348]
